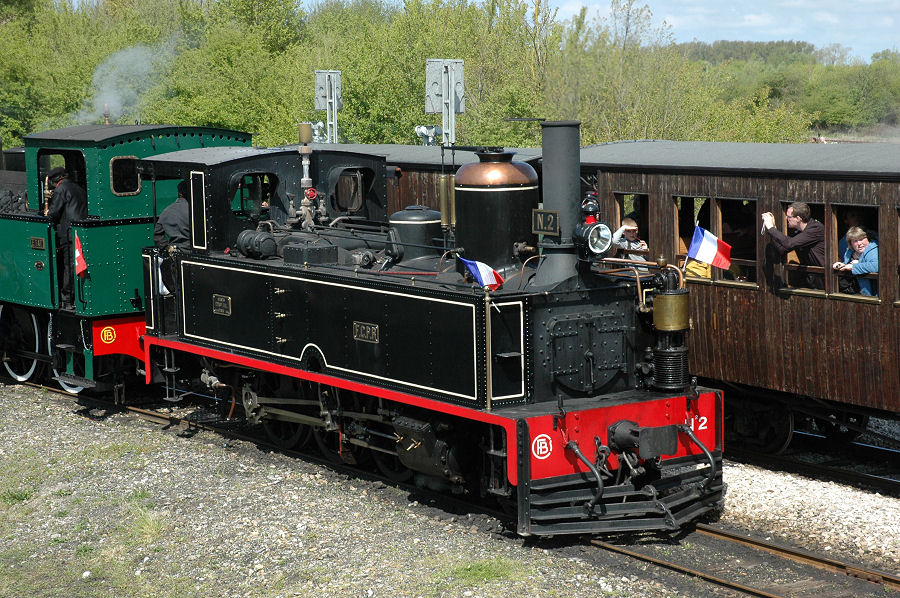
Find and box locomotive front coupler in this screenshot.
[608,419,678,459]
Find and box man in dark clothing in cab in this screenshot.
[761,201,825,289]
[154,180,191,250]
[45,166,87,307]
[153,180,191,295]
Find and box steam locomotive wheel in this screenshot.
[0,305,41,382]
[372,452,414,482]
[263,418,312,450]
[45,314,85,394]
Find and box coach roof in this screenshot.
[310,143,542,168]
[580,140,900,180]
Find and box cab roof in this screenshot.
[25,124,250,146]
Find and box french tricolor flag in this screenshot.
[458,257,504,290]
[687,226,732,269]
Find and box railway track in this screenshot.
[50,387,514,527]
[18,381,900,597]
[728,433,900,497]
[593,523,900,597]
[111,394,900,597]
[102,393,900,598]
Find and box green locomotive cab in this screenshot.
[0,125,251,393]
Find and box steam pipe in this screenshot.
[678,424,717,489]
[565,440,605,511]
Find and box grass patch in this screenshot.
[0,487,34,506]
[125,489,151,502]
[72,519,90,534]
[81,441,152,461]
[123,505,170,546]
[445,557,520,584]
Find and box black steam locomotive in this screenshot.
[137,121,724,536]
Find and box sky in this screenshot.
[554,0,900,63]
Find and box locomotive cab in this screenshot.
[0,125,250,393]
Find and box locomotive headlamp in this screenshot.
[574,221,613,256]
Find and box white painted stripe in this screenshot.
[144,255,155,331]
[491,301,526,401]
[454,185,539,192]
[180,260,480,401]
[190,170,207,250]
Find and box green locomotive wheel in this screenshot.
[0,305,41,382]
[46,315,85,394]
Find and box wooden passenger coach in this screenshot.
[313,143,541,216]
[581,140,899,431]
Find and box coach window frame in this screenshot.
[829,203,880,302]
[613,192,650,258]
[717,196,759,287]
[674,196,713,283]
[774,201,826,296]
[895,206,900,308]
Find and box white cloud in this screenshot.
[553,0,897,61]
[742,12,776,27]
[811,11,840,25]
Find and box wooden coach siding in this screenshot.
[594,169,899,414]
[379,159,897,414]
[386,168,444,216]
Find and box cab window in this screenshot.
[110,156,141,195]
[333,169,367,213]
[36,149,86,212]
[231,173,275,221]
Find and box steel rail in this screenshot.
[590,538,786,598]
[695,524,900,591]
[726,448,900,496]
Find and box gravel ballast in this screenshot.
[0,382,897,597]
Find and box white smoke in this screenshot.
[75,37,177,125]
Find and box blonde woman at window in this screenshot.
[832,226,878,296]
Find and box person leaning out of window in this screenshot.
[832,226,878,296]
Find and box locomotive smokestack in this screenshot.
[531,120,581,288]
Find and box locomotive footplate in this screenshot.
[518,456,725,535]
